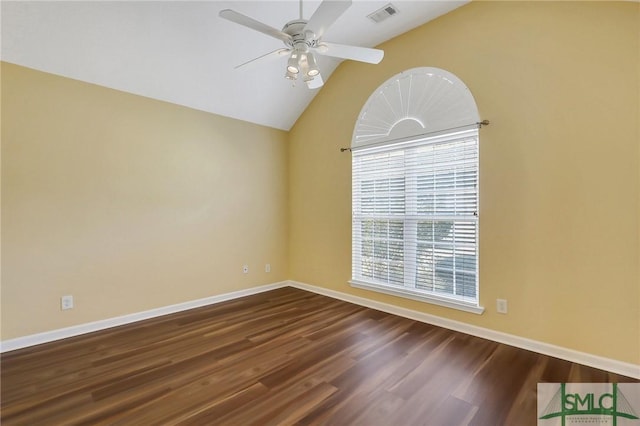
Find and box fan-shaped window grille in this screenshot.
[350,67,483,314]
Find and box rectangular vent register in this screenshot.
[367,3,399,23]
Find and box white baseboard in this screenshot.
[287,280,640,379]
[3,279,638,379]
[0,281,288,353]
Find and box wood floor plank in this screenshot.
[1,287,637,425]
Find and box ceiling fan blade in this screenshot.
[304,0,352,39]
[235,48,291,69]
[317,42,384,64]
[219,9,292,44]
[306,74,324,89]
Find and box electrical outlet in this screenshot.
[265,264,271,273]
[242,265,249,274]
[61,295,74,310]
[496,299,508,314]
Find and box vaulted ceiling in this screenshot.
[1,1,468,130]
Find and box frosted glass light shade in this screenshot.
[287,53,299,74]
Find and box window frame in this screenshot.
[350,128,484,315]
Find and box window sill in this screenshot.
[349,280,485,315]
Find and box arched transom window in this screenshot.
[350,67,484,314]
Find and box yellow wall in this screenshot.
[289,1,639,365]
[1,62,289,339]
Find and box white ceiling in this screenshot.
[1,1,468,130]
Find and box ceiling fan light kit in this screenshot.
[219,0,384,89]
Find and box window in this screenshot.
[350,68,483,314]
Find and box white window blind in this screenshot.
[351,128,479,309]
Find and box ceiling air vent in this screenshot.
[367,3,399,23]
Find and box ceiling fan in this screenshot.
[219,0,384,89]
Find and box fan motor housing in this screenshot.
[282,20,313,47]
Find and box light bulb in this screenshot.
[306,52,320,77]
[287,53,299,74]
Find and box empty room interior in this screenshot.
[1,1,639,425]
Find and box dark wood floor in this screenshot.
[1,287,636,425]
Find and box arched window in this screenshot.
[350,67,484,314]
